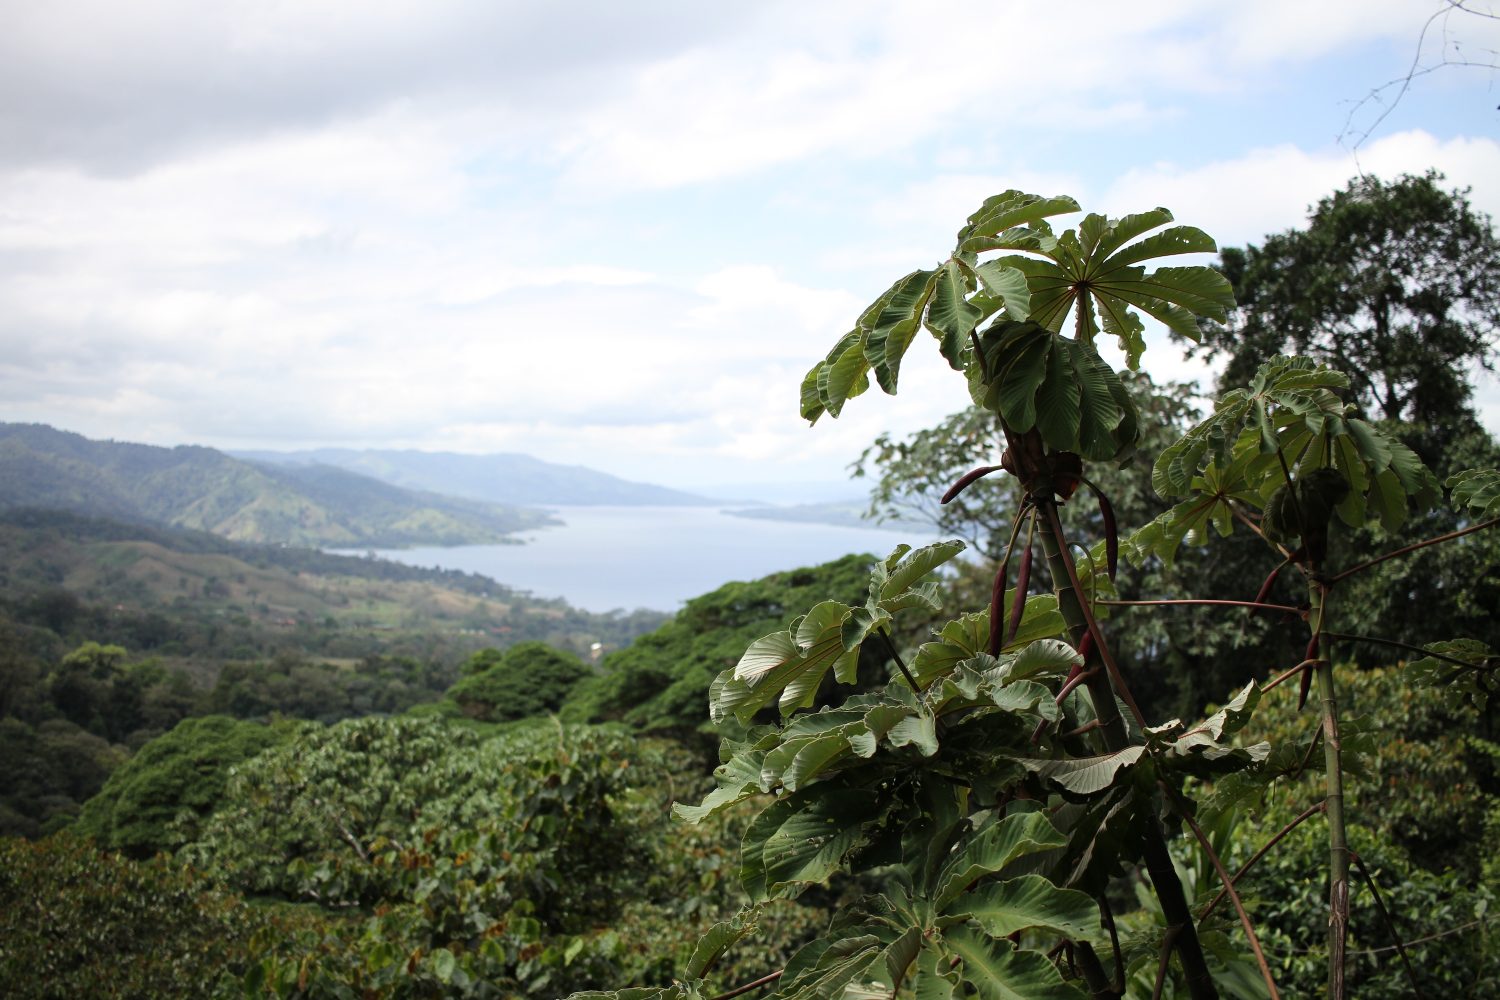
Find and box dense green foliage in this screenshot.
[449,642,590,722]
[0,832,295,997]
[561,554,886,740]
[73,715,306,857]
[1195,172,1499,435]
[1224,665,1500,997]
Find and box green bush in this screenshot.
[182,717,685,996]
[73,714,305,858]
[447,641,589,722]
[0,833,296,998]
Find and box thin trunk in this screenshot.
[1308,582,1349,998]
[1036,500,1218,1000]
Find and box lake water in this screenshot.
[361,505,946,613]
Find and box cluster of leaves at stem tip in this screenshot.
[800,189,1235,462]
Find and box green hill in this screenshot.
[0,507,660,660]
[0,424,556,547]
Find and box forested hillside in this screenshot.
[0,424,556,547]
[0,507,665,837]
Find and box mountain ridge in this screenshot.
[233,447,717,506]
[0,423,555,548]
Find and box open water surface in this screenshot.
[358,505,944,613]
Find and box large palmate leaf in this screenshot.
[672,729,778,822]
[1128,355,1443,566]
[944,875,1100,940]
[955,191,1081,254]
[686,650,1068,826]
[802,191,1231,424]
[910,603,1066,687]
[931,811,1069,910]
[685,907,761,979]
[981,207,1231,368]
[716,600,858,721]
[567,986,704,1000]
[712,541,964,723]
[1448,468,1500,519]
[942,926,1087,1000]
[1017,745,1147,796]
[781,926,924,1000]
[1147,682,1270,777]
[802,268,941,422]
[926,259,984,369]
[967,320,1138,460]
[740,785,892,900]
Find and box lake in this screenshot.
[359,505,947,613]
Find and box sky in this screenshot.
[2,1,1498,495]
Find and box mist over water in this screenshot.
[358,505,940,613]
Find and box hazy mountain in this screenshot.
[0,423,555,548]
[234,447,716,506]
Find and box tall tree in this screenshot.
[1196,171,1500,446]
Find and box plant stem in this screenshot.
[711,970,783,1000]
[1308,581,1349,999]
[1322,631,1492,671]
[1034,495,1217,999]
[877,626,921,693]
[1228,500,1291,557]
[1330,516,1500,583]
[1198,799,1325,922]
[1166,783,1280,1000]
[1074,942,1113,998]
[1098,598,1304,616]
[1350,851,1426,998]
[1264,658,1319,694]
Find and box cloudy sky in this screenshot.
[2,1,1498,493]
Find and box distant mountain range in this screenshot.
[0,423,555,549]
[234,448,716,507]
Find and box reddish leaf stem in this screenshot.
[1098,598,1304,616]
[1330,516,1500,583]
[1198,799,1325,922]
[711,970,783,1000]
[1165,784,1281,1000]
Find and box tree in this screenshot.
[448,641,589,722]
[72,715,304,858]
[0,833,285,998]
[1194,171,1500,681]
[183,718,680,996]
[1195,171,1500,446]
[1224,664,1500,997]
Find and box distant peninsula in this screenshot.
[234,447,717,507]
[724,500,919,533]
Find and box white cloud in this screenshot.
[1,1,1497,492]
[1102,130,1500,248]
